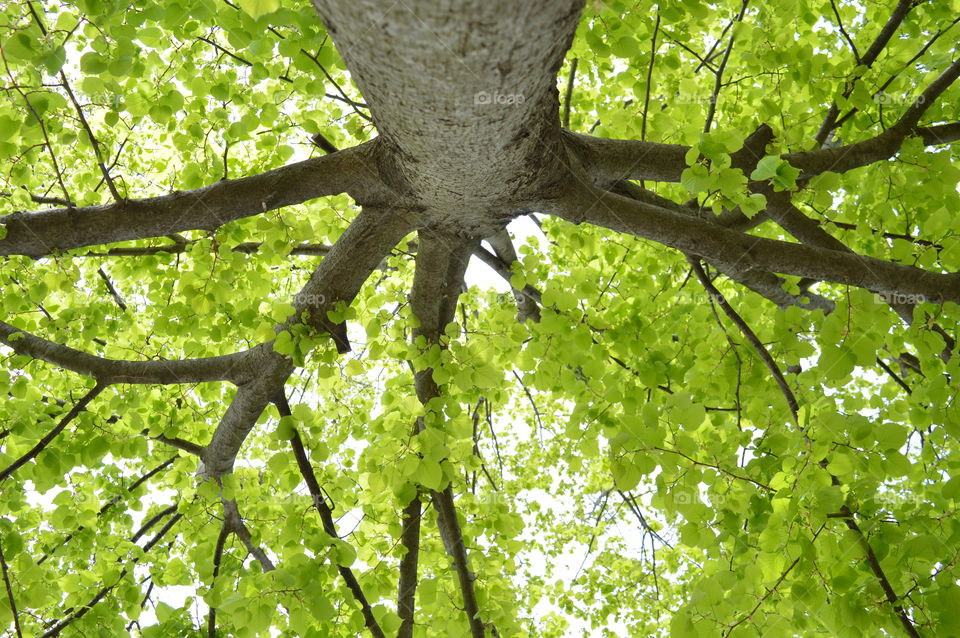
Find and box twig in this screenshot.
[688,259,798,422]
[207,521,230,638]
[562,57,577,129]
[96,267,128,311]
[0,534,23,638]
[0,384,106,482]
[829,0,860,63]
[38,456,177,565]
[641,11,660,144]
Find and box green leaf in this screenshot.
[237,0,281,19]
[750,155,781,180]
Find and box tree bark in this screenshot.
[312,0,583,236]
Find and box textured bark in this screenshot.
[545,185,960,304]
[202,207,418,478]
[407,234,487,637]
[312,0,582,237]
[0,321,253,385]
[0,142,388,257]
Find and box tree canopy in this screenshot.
[0,0,959,636]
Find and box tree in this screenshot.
[0,0,958,635]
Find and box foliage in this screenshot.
[0,0,959,637]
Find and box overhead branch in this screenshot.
[703,0,750,133]
[689,259,798,421]
[840,508,921,638]
[611,175,834,313]
[432,486,486,638]
[0,536,22,638]
[570,50,960,188]
[145,431,205,457]
[0,141,390,257]
[483,230,541,322]
[40,504,181,638]
[788,56,960,177]
[201,207,418,479]
[763,191,955,359]
[397,490,422,638]
[0,383,106,482]
[814,0,917,146]
[38,456,177,565]
[78,241,333,258]
[222,500,275,572]
[544,184,960,305]
[408,232,487,638]
[0,321,254,385]
[206,520,230,638]
[279,395,385,638]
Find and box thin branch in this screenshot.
[562,57,577,129]
[876,357,912,395]
[0,383,106,482]
[0,535,23,638]
[207,521,230,638]
[641,11,660,144]
[299,48,373,123]
[58,72,122,201]
[96,267,127,311]
[431,487,485,638]
[814,0,917,146]
[829,0,860,63]
[280,392,386,638]
[841,508,920,638]
[41,505,181,637]
[704,0,749,133]
[688,258,798,421]
[38,456,177,565]
[223,500,275,572]
[652,446,774,491]
[145,431,205,457]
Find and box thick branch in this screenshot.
[201,208,418,478]
[544,184,960,304]
[484,230,540,323]
[0,321,253,385]
[409,233,486,638]
[0,142,389,257]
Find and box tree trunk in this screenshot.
[312,0,582,237]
